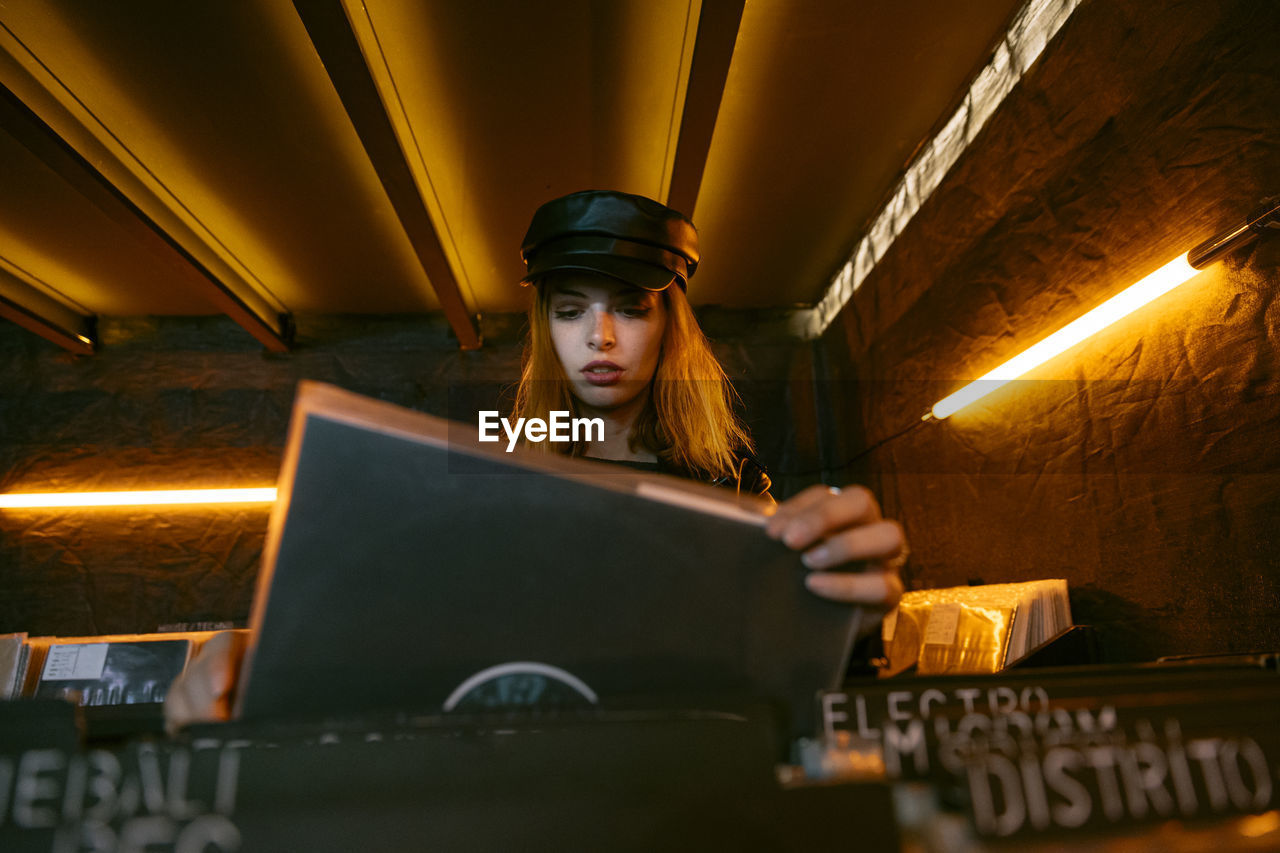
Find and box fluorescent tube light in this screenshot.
[930,197,1279,420]
[0,488,278,509]
[931,253,1199,419]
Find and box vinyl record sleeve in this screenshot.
[32,639,191,706]
[0,633,29,699]
[236,382,863,739]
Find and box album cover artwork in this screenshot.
[33,639,191,706]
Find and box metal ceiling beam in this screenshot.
[665,0,746,218]
[0,257,95,355]
[293,0,482,350]
[0,81,292,353]
[0,30,293,353]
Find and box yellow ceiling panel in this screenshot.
[0,0,440,313]
[694,0,1026,306]
[0,127,204,315]
[0,0,1037,325]
[361,0,700,312]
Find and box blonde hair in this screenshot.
[513,278,753,479]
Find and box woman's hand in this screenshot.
[163,629,248,734]
[766,485,906,608]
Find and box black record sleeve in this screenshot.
[236,382,863,740]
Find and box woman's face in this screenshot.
[547,273,667,413]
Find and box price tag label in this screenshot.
[923,603,961,646]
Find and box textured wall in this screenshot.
[830,0,1280,660]
[0,313,819,636]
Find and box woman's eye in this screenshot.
[552,308,583,320]
[620,307,651,318]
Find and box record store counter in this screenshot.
[0,698,897,853]
[3,657,1280,852]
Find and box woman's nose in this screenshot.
[588,310,615,350]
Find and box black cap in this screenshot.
[520,190,699,291]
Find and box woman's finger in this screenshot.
[164,683,193,735]
[768,485,882,550]
[211,631,248,717]
[163,630,243,734]
[765,484,839,537]
[800,520,905,570]
[804,566,904,608]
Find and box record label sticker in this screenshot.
[42,643,109,680]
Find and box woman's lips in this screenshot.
[582,361,623,386]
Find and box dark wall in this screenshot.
[0,313,822,637]
[829,0,1280,661]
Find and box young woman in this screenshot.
[164,190,906,730]
[513,190,905,603]
[516,270,770,494]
